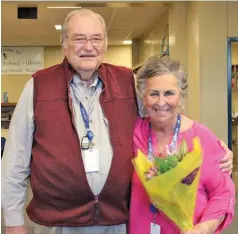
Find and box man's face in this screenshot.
[62,13,107,74]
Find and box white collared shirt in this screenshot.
[70,73,113,195]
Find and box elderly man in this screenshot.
[2,9,233,234]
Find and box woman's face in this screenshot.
[143,73,181,125]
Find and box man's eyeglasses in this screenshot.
[69,36,106,48]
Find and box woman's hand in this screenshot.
[181,217,224,234]
[181,223,209,234]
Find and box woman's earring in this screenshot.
[178,104,185,114]
[141,105,148,117]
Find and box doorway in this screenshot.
[228,37,238,173]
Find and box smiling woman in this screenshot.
[130,55,235,234]
[143,73,181,126]
[136,56,187,131]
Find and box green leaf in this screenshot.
[154,157,165,168]
[166,156,178,168]
[154,157,168,173]
[154,156,178,174]
[159,164,166,174]
[163,162,172,171]
[153,158,160,169]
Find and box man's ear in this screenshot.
[62,44,67,56]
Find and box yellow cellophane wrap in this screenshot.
[132,137,203,231]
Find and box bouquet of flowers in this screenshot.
[132,137,203,231]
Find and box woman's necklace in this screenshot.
[148,114,181,161]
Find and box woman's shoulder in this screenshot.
[181,115,219,141]
[190,120,226,161]
[192,121,220,143]
[181,115,224,152]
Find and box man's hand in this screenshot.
[219,140,233,174]
[5,226,28,234]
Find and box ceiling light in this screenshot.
[47,6,82,9]
[55,25,62,30]
[123,40,132,45]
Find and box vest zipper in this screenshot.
[94,195,100,223]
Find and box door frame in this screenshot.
[227,37,238,149]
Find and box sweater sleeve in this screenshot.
[1,78,34,226]
[197,125,236,232]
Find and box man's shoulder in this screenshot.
[100,63,134,85]
[33,63,63,78]
[101,62,132,73]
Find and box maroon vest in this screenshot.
[26,59,138,227]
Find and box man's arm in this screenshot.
[1,78,34,232]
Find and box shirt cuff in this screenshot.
[3,210,25,226]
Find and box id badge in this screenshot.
[83,149,99,172]
[150,223,161,234]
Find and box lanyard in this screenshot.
[71,78,101,141]
[150,204,158,220]
[148,114,181,161]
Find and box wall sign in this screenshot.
[1,47,44,74]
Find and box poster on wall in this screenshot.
[1,47,44,74]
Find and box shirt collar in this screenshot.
[72,72,99,88]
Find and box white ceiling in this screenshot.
[1,1,169,46]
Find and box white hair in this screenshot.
[60,9,108,48]
[137,55,188,98]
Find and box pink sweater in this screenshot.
[129,117,235,234]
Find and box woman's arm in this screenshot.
[189,125,236,233]
[198,170,235,232]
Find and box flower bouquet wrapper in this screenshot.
[132,137,203,231]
